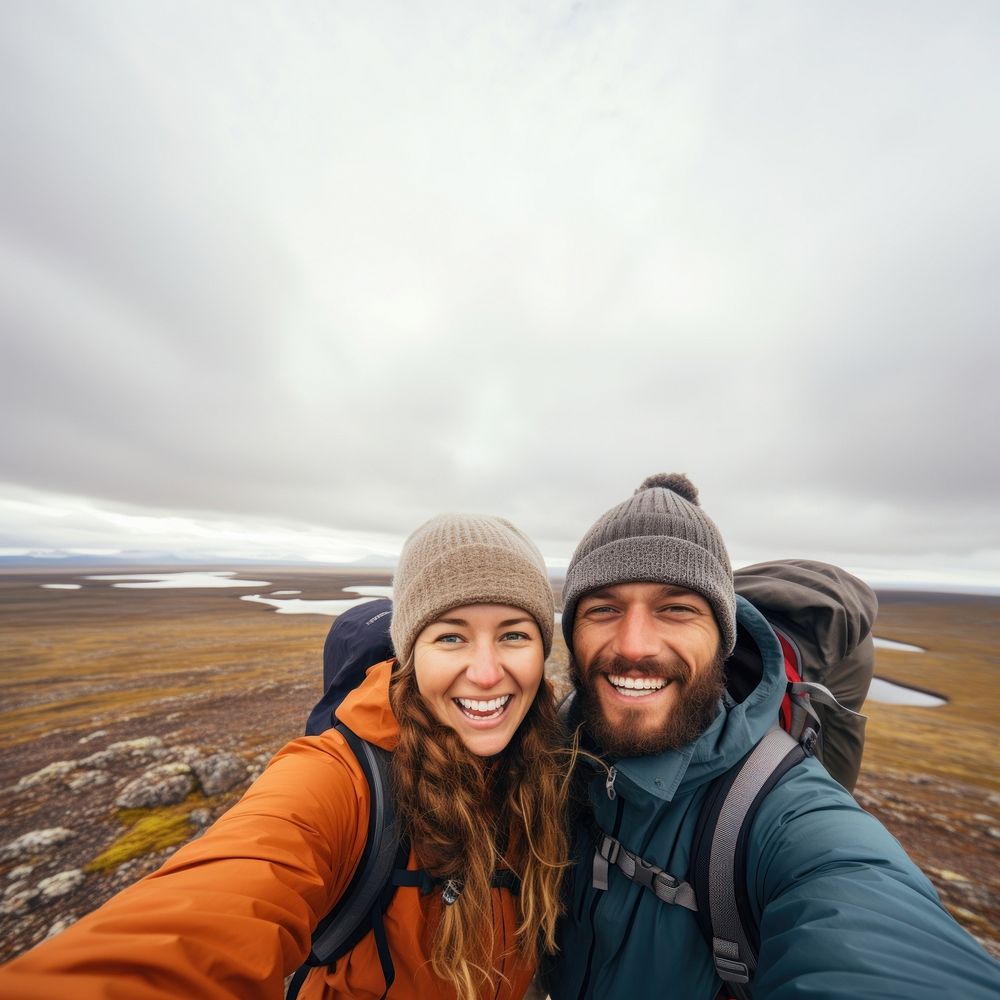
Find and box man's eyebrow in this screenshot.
[581,589,618,601]
[654,585,701,598]
[581,584,701,600]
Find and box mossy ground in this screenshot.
[86,795,210,872]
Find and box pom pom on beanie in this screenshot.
[636,472,699,505]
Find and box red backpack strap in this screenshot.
[773,626,803,733]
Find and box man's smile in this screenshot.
[605,674,670,698]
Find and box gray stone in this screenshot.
[67,769,112,791]
[0,887,39,915]
[192,752,248,796]
[16,760,80,789]
[46,916,77,938]
[0,827,76,861]
[3,879,28,899]
[38,869,85,899]
[116,763,194,809]
[82,736,164,768]
[171,745,205,766]
[189,808,213,827]
[77,729,109,745]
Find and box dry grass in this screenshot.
[863,594,1000,792]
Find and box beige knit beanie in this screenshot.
[390,513,555,667]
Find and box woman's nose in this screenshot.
[465,643,504,688]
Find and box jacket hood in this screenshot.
[334,658,400,752]
[609,596,786,802]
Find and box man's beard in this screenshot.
[570,650,726,758]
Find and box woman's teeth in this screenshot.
[607,674,667,698]
[455,695,512,718]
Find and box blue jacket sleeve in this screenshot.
[748,759,999,1000]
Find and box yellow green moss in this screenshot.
[86,794,209,873]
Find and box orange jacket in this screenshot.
[0,660,536,999]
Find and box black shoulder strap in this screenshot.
[311,723,401,962]
[286,722,403,1000]
[285,724,525,1000]
[690,727,807,999]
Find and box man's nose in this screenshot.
[612,605,660,662]
[465,643,504,688]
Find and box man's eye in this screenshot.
[584,605,616,617]
[662,604,696,615]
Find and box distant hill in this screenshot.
[0,553,398,570]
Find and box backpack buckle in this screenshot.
[713,939,750,984]
[631,856,663,892]
[599,834,621,866]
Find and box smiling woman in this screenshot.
[0,512,572,1000]
[385,513,567,999]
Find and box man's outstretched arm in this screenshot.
[749,759,999,999]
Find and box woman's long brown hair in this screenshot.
[389,655,573,1000]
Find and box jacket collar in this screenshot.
[334,658,400,751]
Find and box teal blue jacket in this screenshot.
[548,597,999,999]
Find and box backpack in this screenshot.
[303,598,394,737]
[290,599,407,1000]
[587,561,877,999]
[733,559,878,792]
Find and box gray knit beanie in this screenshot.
[561,473,736,656]
[390,513,555,667]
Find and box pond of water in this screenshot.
[866,677,946,707]
[873,636,926,653]
[240,594,378,616]
[86,571,271,589]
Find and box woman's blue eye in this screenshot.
[500,631,530,642]
[436,633,464,644]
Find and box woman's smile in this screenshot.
[454,693,513,721]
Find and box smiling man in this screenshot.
[547,473,999,1000]
[571,581,725,757]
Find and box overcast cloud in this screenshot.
[1,1,998,581]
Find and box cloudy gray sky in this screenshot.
[2,1,998,584]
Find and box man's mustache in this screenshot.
[584,653,692,686]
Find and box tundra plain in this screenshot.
[0,569,997,963]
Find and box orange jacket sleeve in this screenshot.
[0,732,370,1000]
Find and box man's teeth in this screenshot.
[607,675,667,697]
[455,695,512,715]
